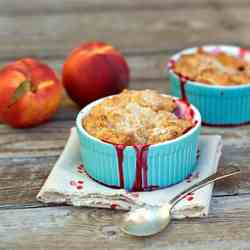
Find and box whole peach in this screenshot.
[62,41,129,107]
[0,58,62,128]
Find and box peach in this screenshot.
[62,41,129,107]
[0,58,62,128]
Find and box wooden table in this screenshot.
[1,0,250,249]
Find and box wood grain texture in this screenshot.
[1,195,250,250]
[0,5,249,60]
[1,0,249,16]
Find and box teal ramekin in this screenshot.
[167,45,250,126]
[76,95,201,191]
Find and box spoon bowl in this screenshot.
[121,205,171,236]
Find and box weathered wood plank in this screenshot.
[0,157,56,206]
[1,195,250,249]
[0,7,249,60]
[0,0,249,16]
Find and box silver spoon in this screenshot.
[120,166,240,237]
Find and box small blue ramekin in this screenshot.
[76,95,201,191]
[167,45,250,126]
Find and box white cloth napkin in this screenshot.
[37,127,222,219]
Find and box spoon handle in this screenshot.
[169,166,240,209]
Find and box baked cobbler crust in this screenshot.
[83,89,193,145]
[174,48,250,85]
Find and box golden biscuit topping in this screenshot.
[83,89,193,145]
[173,48,250,85]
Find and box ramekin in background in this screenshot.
[76,95,201,191]
[167,45,250,126]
